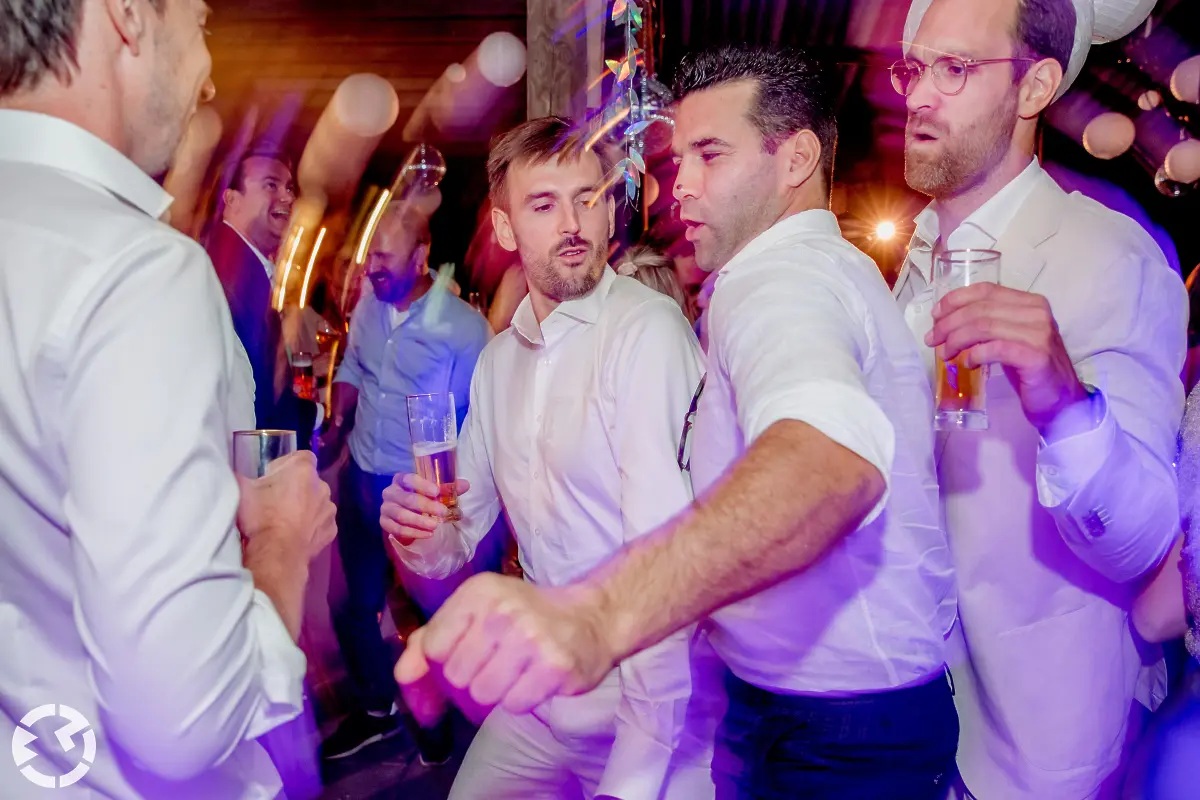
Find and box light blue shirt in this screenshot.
[336,282,490,476]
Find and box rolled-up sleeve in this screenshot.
[1036,248,1185,583]
[59,234,304,781]
[598,299,705,800]
[712,259,895,523]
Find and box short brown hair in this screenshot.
[487,116,614,210]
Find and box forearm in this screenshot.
[585,420,885,662]
[1132,536,1187,643]
[244,533,311,641]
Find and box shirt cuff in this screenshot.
[1036,390,1114,509]
[597,717,675,800]
[245,588,307,740]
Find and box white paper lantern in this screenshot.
[478,32,527,88]
[1165,138,1200,184]
[1082,111,1136,158]
[1092,0,1157,44]
[1171,55,1200,104]
[331,74,400,138]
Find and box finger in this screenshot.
[936,318,1050,361]
[456,478,472,495]
[401,472,442,499]
[932,282,1037,317]
[422,596,479,664]
[441,610,514,691]
[383,485,449,517]
[396,628,448,727]
[927,298,1051,349]
[499,660,569,715]
[958,339,1043,371]
[380,503,439,535]
[467,636,533,707]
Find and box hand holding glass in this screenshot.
[407,392,462,521]
[933,250,1000,431]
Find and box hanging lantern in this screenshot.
[1092,0,1157,44]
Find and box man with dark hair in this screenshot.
[382,116,710,799]
[316,198,492,763]
[894,0,1185,795]
[207,147,318,444]
[0,0,337,797]
[394,50,958,797]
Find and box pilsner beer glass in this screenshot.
[291,352,315,401]
[933,249,1001,431]
[232,429,297,478]
[406,392,462,521]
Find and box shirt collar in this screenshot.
[0,110,173,220]
[719,209,843,276]
[908,158,1044,283]
[511,265,617,346]
[223,221,275,277]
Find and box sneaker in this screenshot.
[319,710,402,761]
[413,713,454,767]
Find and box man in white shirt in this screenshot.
[0,1,336,797]
[394,48,958,797]
[893,0,1185,795]
[381,116,709,799]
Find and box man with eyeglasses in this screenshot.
[379,116,711,799]
[892,0,1185,796]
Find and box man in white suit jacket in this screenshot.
[894,0,1187,796]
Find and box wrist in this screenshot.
[570,578,629,665]
[1039,382,1100,444]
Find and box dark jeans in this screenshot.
[713,669,959,800]
[329,459,401,713]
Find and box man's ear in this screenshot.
[492,206,518,252]
[1019,57,1062,119]
[782,129,821,190]
[104,0,150,56]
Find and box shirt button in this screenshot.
[534,528,541,536]
[533,471,540,479]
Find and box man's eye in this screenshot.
[701,152,720,163]
[533,204,552,213]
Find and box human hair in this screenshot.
[672,45,838,186]
[227,146,294,194]
[616,245,697,324]
[1011,0,1076,82]
[0,0,165,97]
[487,116,615,210]
[377,200,432,250]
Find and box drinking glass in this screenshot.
[933,249,1001,431]
[406,392,461,521]
[232,429,297,479]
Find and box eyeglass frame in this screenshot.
[889,55,1036,98]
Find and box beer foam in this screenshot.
[412,441,455,457]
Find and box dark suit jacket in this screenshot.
[207,222,316,447]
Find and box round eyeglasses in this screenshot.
[890,56,1035,97]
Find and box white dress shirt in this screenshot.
[396,267,706,799]
[691,209,955,695]
[0,110,304,799]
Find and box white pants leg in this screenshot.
[449,706,586,800]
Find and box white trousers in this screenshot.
[448,674,716,800]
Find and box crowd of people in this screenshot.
[2,0,1199,798]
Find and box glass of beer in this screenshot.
[406,392,462,521]
[933,249,1000,431]
[291,352,315,401]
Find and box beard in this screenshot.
[904,87,1019,199]
[524,234,608,302]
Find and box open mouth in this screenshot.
[269,208,291,223]
[683,220,704,241]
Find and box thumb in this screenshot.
[456,478,472,494]
[397,628,448,727]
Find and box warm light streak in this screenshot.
[299,227,327,309]
[355,189,391,265]
[275,226,304,311]
[584,105,630,152]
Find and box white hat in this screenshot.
[904,0,1137,102]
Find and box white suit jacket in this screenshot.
[894,167,1186,799]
